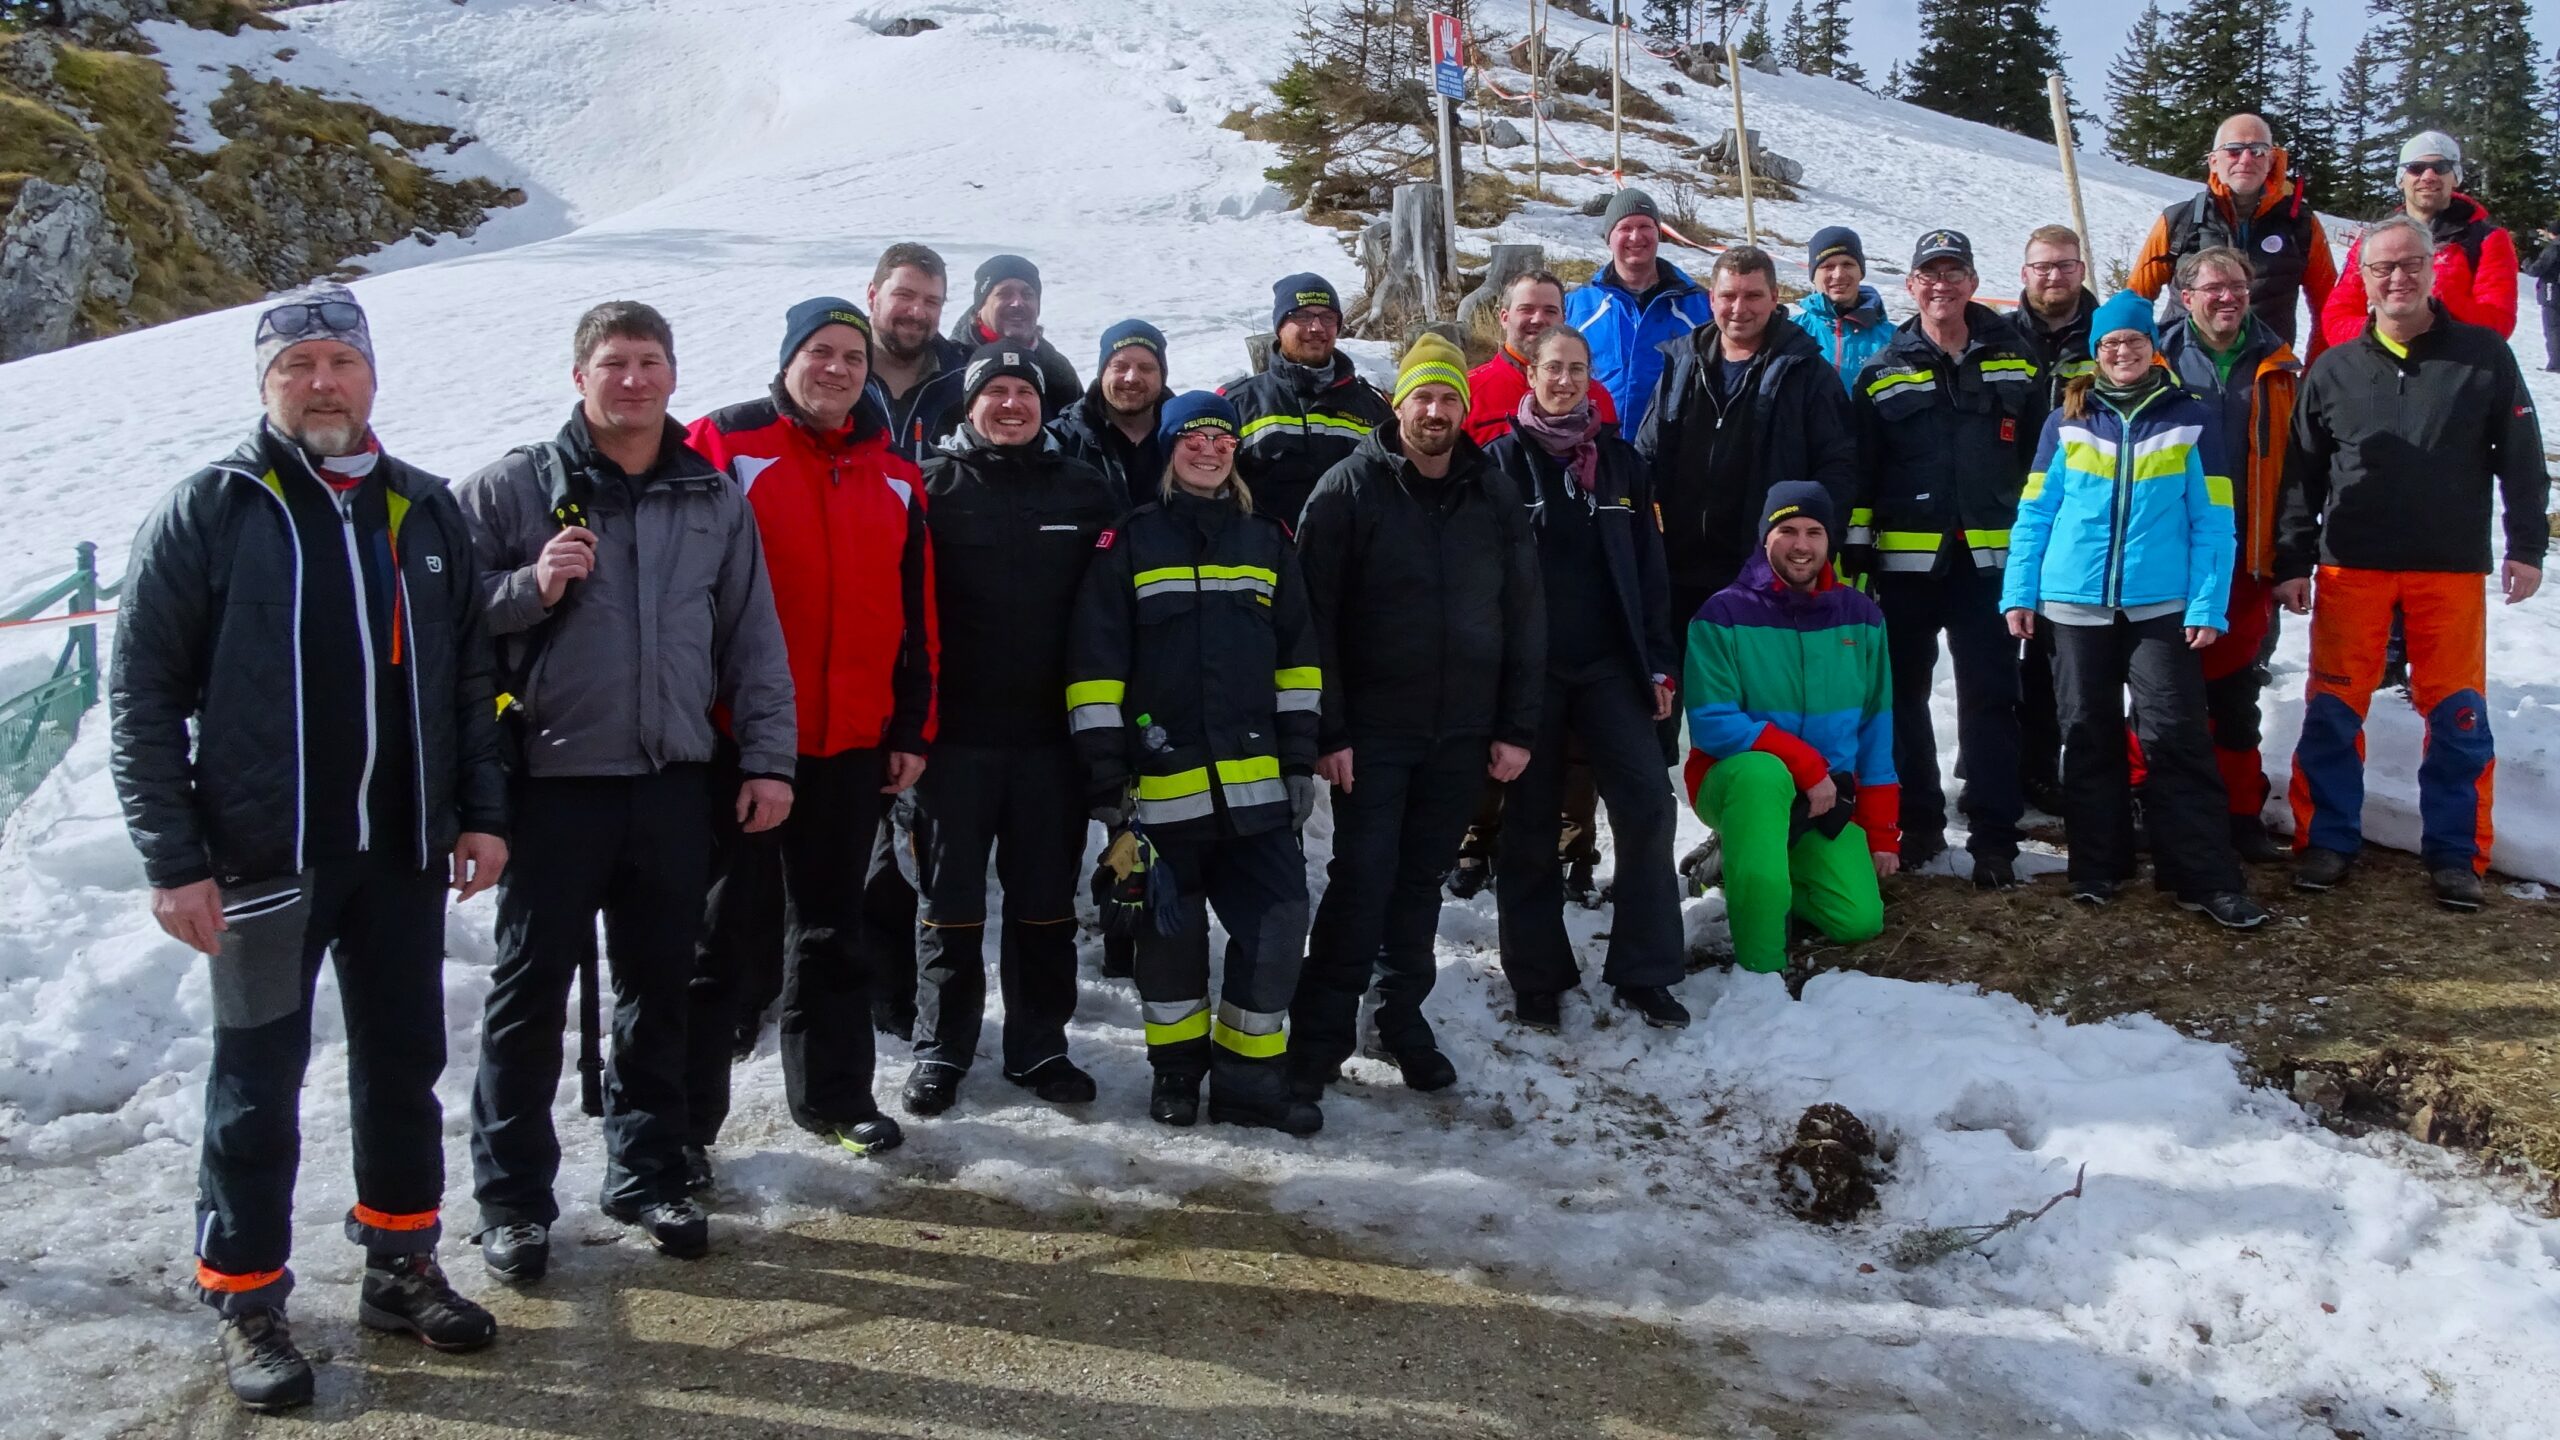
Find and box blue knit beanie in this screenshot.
[2089,290,2157,348]
[1157,390,1240,454]
[1097,318,1168,375]
[1271,273,1342,332]
[1760,480,1836,542]
[779,296,870,371]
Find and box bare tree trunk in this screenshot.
[1345,183,1452,341]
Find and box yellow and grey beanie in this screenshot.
[1392,332,1471,408]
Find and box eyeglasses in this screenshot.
[2402,159,2455,177]
[1176,430,1239,450]
[1911,268,1975,290]
[2361,257,2429,280]
[1282,309,1341,330]
[2182,283,2250,300]
[258,300,365,341]
[2094,336,2152,354]
[2022,260,2084,277]
[2212,142,2274,159]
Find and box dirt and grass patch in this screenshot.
[1799,851,2560,1209]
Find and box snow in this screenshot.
[2,1,2558,1436]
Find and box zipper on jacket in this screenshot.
[2102,391,2164,610]
[334,488,382,853]
[398,563,428,866]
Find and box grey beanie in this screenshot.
[254,281,373,388]
[1600,188,1661,236]
[2400,130,2463,181]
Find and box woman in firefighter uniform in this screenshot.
[1066,392,1324,1135]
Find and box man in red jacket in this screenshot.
[2321,131,2519,348]
[683,297,936,1171]
[1463,270,1617,445]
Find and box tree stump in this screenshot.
[1454,242,1546,361]
[1345,183,1451,342]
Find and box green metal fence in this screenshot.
[0,543,115,824]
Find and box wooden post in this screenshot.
[1529,0,1543,197]
[1609,0,1623,177]
[1727,41,1756,246]
[2047,73,2091,263]
[1437,92,1462,283]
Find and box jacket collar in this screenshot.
[943,422,1063,462]
[2429,193,2490,244]
[1801,285,1885,326]
[559,406,719,486]
[767,377,882,451]
[1891,302,2015,361]
[2206,155,2304,220]
[2012,288,2098,346]
[1596,258,1701,302]
[1361,421,1486,488]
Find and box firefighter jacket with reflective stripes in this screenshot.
[1847,307,2047,576]
[1295,427,1546,751]
[687,387,937,758]
[917,427,1122,747]
[111,425,508,889]
[2156,315,2299,582]
[2000,379,2236,631]
[1221,351,1393,534]
[1066,490,1318,838]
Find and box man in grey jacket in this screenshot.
[456,301,795,1275]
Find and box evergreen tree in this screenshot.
[2102,3,2180,172]
[1737,0,1773,65]
[2330,30,2398,217]
[1800,0,1863,84]
[2267,4,2337,203]
[1640,0,1692,46]
[1780,0,1811,70]
[1904,0,2070,142]
[2372,0,2553,223]
[2153,0,2285,170]
[1880,58,1906,99]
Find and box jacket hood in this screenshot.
[1800,285,1886,325]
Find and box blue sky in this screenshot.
[1840,0,2560,129]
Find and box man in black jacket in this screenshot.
[867,242,971,463]
[1635,245,1859,633]
[1050,318,1170,513]
[945,253,1083,416]
[2529,224,2560,372]
[1223,273,1395,531]
[900,345,1124,1116]
[2278,214,2549,912]
[1291,334,1546,1096]
[457,302,796,1274]
[110,284,508,1412]
[1850,230,2045,887]
[2003,224,2099,814]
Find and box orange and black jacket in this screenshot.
[689,388,937,757]
[2129,156,2337,356]
[2277,301,2550,581]
[2156,315,2299,582]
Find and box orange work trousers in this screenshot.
[2288,566,2494,873]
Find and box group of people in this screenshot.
[108,112,2549,1412]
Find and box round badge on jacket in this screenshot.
[2261,235,2285,253]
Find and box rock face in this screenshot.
[1483,116,1526,149]
[0,174,138,362]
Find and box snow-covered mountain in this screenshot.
[1,4,2556,1436]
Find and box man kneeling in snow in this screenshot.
[1682,483,1897,973]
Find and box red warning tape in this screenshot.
[0,607,115,634]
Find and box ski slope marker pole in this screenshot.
[1728,41,1757,246]
[2047,72,2091,264]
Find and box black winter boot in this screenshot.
[1209,1054,1321,1135]
[360,1254,497,1352]
[479,1222,548,1284]
[1012,1056,1098,1105]
[2229,814,2285,864]
[217,1308,313,1412]
[601,1197,709,1259]
[1149,1071,1202,1127]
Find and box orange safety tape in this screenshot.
[195,1262,288,1293]
[0,607,115,633]
[349,1203,439,1232]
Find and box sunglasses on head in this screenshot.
[259,300,366,341]
[2214,142,2273,159]
[2402,159,2455,177]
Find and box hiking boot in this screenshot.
[2023,778,2068,817]
[1678,835,1725,894]
[1012,1056,1098,1105]
[901,1062,962,1116]
[1972,853,2019,891]
[1562,857,1601,909]
[602,1196,709,1260]
[1899,832,1946,871]
[2293,846,2354,893]
[680,1144,713,1196]
[1208,1089,1323,1136]
[1445,857,1491,899]
[2069,877,2118,906]
[359,1254,497,1352]
[1149,1071,1202,1127]
[831,1115,904,1156]
[2180,891,2270,930]
[2229,814,2285,864]
[1515,990,1563,1033]
[1389,1046,1458,1092]
[1287,1054,1341,1102]
[217,1308,313,1413]
[1614,984,1691,1029]
[2431,866,2484,912]
[479,1222,548,1285]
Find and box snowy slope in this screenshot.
[2,3,2558,1437]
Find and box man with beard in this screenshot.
[1291,334,1544,1098]
[459,302,795,1273]
[2005,224,2100,817]
[112,283,508,1411]
[946,254,1083,417]
[867,243,970,462]
[1222,273,1393,531]
[1050,318,1170,512]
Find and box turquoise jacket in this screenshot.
[1792,284,1894,391]
[2000,380,2235,630]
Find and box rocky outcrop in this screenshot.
[0,8,520,361]
[0,170,139,361]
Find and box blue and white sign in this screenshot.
[1430,11,1466,99]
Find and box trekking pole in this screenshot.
[578,944,605,1117]
[1727,41,1757,246]
[2047,73,2092,264]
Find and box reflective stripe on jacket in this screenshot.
[2001,381,2236,630]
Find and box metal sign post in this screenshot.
[1430,11,1466,284]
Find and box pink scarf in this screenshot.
[1512,394,1603,493]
